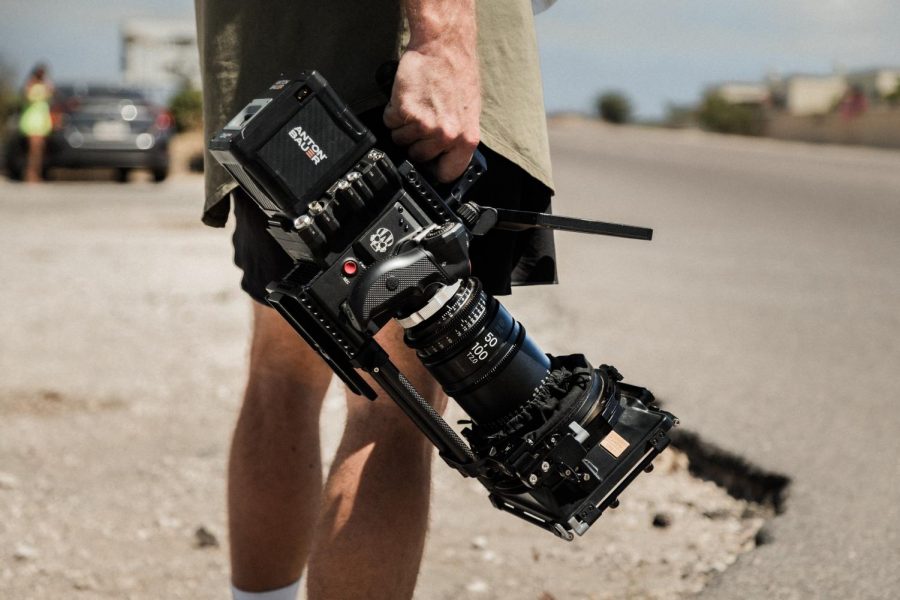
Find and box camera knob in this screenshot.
[346,171,374,204]
[456,202,498,235]
[293,214,325,251]
[425,222,456,240]
[335,179,366,210]
[420,223,470,279]
[456,203,480,229]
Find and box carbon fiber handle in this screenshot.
[347,248,451,326]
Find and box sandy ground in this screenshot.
[542,121,900,599]
[0,146,766,597]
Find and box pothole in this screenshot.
[670,430,790,515]
[421,422,791,600]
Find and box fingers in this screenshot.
[404,133,478,181]
[383,95,479,182]
[390,122,420,146]
[407,138,445,163]
[435,144,476,183]
[395,125,479,181]
[382,102,407,130]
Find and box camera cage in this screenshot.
[209,71,676,539]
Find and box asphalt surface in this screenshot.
[522,121,900,599]
[1,122,898,599]
[0,164,760,599]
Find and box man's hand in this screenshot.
[383,1,481,183]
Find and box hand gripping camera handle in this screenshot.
[443,150,487,210]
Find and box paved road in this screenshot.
[517,121,900,599]
[1,124,898,599]
[0,167,757,599]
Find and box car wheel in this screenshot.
[151,168,168,183]
[115,168,131,183]
[6,161,24,181]
[5,147,25,181]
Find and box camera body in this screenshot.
[210,72,677,540]
[209,73,477,393]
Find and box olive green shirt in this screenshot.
[195,0,553,227]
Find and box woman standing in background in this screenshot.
[19,63,53,183]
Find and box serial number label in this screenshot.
[467,332,498,364]
[600,431,630,458]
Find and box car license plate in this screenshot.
[93,120,129,141]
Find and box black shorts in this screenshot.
[232,108,557,303]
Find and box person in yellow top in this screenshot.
[19,64,54,183]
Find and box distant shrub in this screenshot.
[169,85,203,132]
[596,91,633,124]
[664,103,697,128]
[697,93,765,136]
[887,81,900,105]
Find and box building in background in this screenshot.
[845,69,900,101]
[708,82,770,106]
[699,67,900,148]
[709,67,900,118]
[769,74,847,116]
[120,19,200,104]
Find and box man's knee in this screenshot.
[372,320,446,408]
[244,303,447,439]
[343,321,448,448]
[242,302,334,414]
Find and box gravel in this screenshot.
[0,175,769,599]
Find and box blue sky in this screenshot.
[1,0,898,118]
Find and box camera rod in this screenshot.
[366,350,477,471]
[417,151,652,241]
[492,208,653,241]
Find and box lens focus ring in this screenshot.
[403,277,551,425]
[405,279,488,358]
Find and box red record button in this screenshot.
[342,259,359,277]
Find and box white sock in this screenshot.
[232,579,301,600]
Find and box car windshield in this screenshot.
[56,84,148,104]
[76,98,154,119]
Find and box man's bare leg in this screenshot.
[229,302,334,591]
[306,321,446,600]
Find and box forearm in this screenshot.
[404,0,477,54]
[385,0,481,181]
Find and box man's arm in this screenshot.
[383,0,481,183]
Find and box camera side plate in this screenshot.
[488,395,676,540]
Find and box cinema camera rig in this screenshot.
[209,72,677,540]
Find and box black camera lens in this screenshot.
[403,278,551,425]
